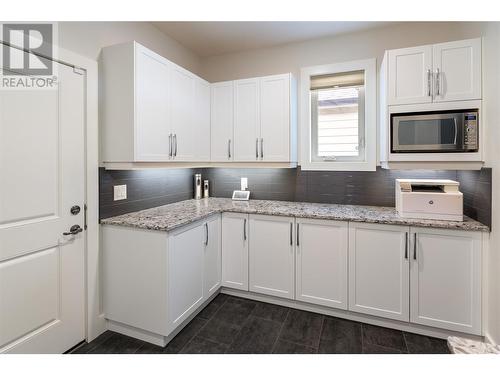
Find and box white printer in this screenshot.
[395,179,463,221]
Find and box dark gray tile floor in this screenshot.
[71,293,450,354]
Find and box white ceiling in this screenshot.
[152,22,393,57]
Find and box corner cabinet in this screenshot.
[102,214,221,342]
[211,73,297,164]
[100,41,211,163]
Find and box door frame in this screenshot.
[1,40,104,347]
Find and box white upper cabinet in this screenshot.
[260,74,291,161]
[211,73,296,164]
[134,45,171,161]
[388,45,433,105]
[194,79,211,161]
[348,222,410,322]
[100,41,210,163]
[234,78,260,161]
[386,38,481,106]
[409,227,482,334]
[249,215,295,299]
[295,218,348,309]
[210,82,234,162]
[432,38,482,102]
[169,65,196,161]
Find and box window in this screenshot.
[300,59,376,171]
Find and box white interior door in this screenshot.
[234,78,260,161]
[388,45,433,105]
[260,74,290,161]
[0,55,86,353]
[432,38,482,102]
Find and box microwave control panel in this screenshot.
[464,113,478,150]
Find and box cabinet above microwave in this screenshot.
[379,38,484,170]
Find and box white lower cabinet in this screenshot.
[203,215,221,298]
[249,215,295,299]
[221,213,249,291]
[348,222,482,334]
[349,222,410,321]
[103,214,221,339]
[410,227,482,334]
[295,218,348,309]
[167,221,205,330]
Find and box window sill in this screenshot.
[299,159,376,171]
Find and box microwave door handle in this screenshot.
[453,118,458,145]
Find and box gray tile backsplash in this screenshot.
[99,166,491,228]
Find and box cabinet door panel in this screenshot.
[170,65,196,161]
[249,215,294,299]
[348,223,409,321]
[135,47,171,161]
[194,78,211,161]
[221,213,248,290]
[260,74,290,161]
[388,45,433,105]
[211,82,234,161]
[433,38,481,102]
[410,228,481,334]
[204,216,221,298]
[168,223,204,330]
[234,78,260,161]
[296,219,348,309]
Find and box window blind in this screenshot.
[310,70,364,90]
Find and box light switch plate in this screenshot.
[241,177,248,191]
[113,185,127,201]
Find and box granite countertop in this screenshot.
[100,198,490,233]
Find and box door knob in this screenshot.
[63,224,83,236]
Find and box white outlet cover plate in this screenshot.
[114,185,127,201]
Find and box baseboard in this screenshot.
[222,287,484,341]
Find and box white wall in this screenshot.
[58,22,202,74]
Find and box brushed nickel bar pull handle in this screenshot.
[256,138,259,159]
[404,232,408,259]
[260,138,264,159]
[436,68,440,96]
[413,232,417,260]
[243,218,247,241]
[169,133,172,157]
[228,139,231,159]
[290,222,293,246]
[173,134,177,157]
[297,223,300,247]
[427,69,432,97]
[204,222,208,246]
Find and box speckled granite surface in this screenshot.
[100,198,489,232]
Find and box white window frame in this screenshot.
[300,58,377,171]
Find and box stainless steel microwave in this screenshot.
[391,110,479,153]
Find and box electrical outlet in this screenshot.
[241,177,248,191]
[113,185,127,201]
